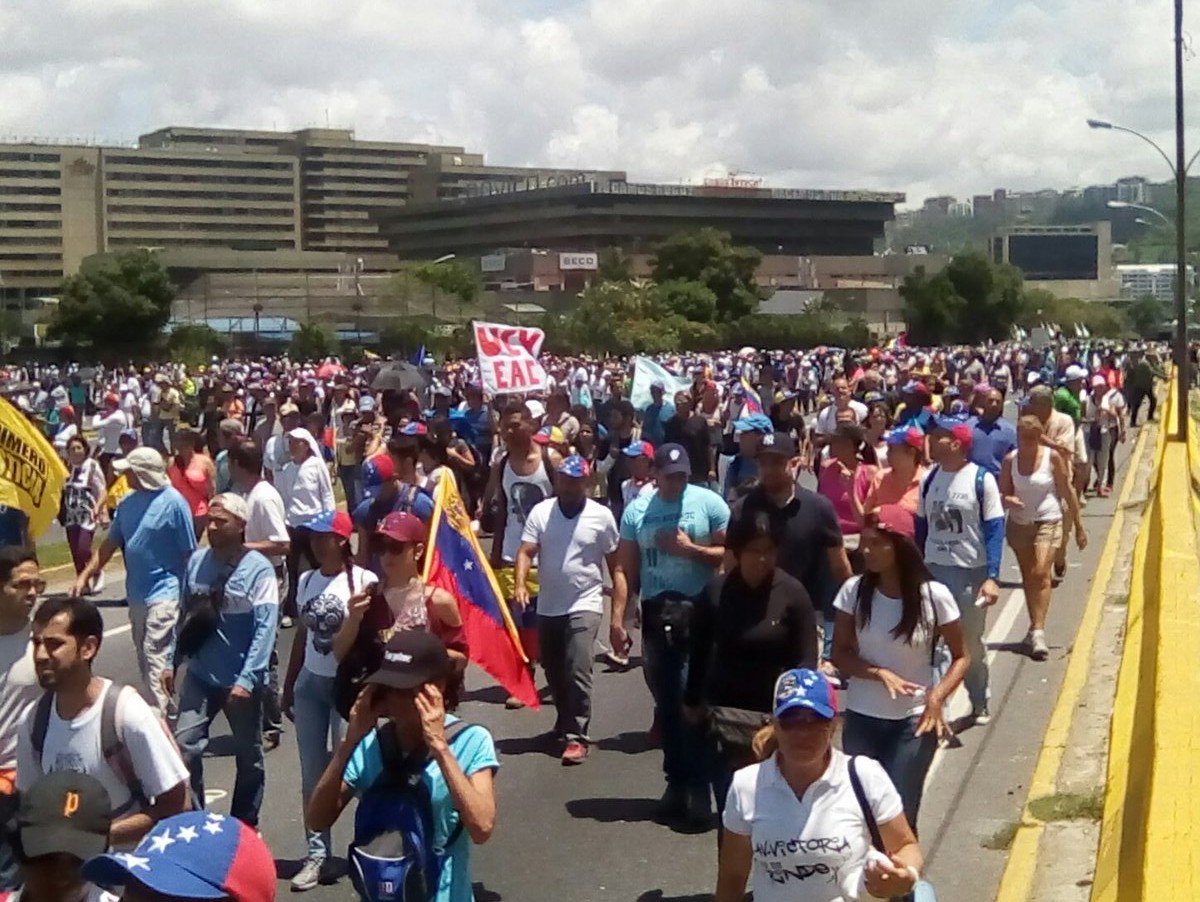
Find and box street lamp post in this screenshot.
[1089,1,1193,441]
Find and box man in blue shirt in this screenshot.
[640,381,674,448]
[71,447,196,717]
[170,493,279,829]
[614,444,729,827]
[970,387,1018,478]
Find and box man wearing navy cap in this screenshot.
[615,443,729,825]
[514,456,625,765]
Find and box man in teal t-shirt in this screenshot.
[614,443,729,829]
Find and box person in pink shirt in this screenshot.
[817,423,878,536]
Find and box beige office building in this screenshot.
[0,126,616,304]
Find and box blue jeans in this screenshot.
[174,673,265,827]
[641,629,707,791]
[841,710,938,833]
[928,563,989,711]
[338,464,361,515]
[294,668,344,861]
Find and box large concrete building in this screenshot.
[373,180,905,259]
[0,126,621,305]
[990,222,1120,301]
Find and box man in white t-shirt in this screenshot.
[514,455,626,765]
[813,375,868,438]
[16,596,189,850]
[8,770,118,902]
[0,547,44,890]
[917,414,1006,722]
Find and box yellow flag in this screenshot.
[0,399,68,539]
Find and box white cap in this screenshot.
[525,399,546,421]
[1064,364,1088,381]
[209,492,250,523]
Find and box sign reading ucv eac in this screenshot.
[472,322,550,395]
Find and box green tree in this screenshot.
[1125,293,1170,339]
[596,247,635,283]
[651,228,764,321]
[49,250,175,357]
[289,321,339,360]
[900,251,1026,344]
[412,260,481,321]
[0,311,22,352]
[654,279,718,322]
[166,323,229,369]
[378,321,432,357]
[899,267,966,345]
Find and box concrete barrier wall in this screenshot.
[1091,375,1195,902]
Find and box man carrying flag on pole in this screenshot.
[423,462,540,709]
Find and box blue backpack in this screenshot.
[349,721,474,902]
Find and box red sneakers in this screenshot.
[561,740,589,765]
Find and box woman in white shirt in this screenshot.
[277,427,336,622]
[716,667,925,902]
[60,436,108,595]
[1082,375,1126,498]
[280,509,376,892]
[831,504,969,833]
[1000,416,1087,662]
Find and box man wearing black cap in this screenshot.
[615,443,729,826]
[732,432,852,662]
[8,771,115,901]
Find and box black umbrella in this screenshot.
[371,361,428,393]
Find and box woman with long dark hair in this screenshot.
[281,509,377,892]
[831,504,969,831]
[685,510,819,820]
[817,422,878,539]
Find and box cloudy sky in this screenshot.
[0,0,1194,205]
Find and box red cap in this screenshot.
[376,511,428,544]
[872,504,916,540]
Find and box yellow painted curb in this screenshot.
[994,412,1157,902]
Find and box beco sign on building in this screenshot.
[559,252,598,271]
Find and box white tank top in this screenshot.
[501,452,553,562]
[1010,447,1059,524]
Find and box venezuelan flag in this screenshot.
[422,475,540,708]
[739,376,764,415]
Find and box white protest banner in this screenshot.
[473,321,550,396]
[629,356,692,410]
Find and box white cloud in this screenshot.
[0,0,1196,204]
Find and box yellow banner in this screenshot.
[0,399,68,539]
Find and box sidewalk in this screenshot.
[996,413,1160,901]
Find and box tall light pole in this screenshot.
[1107,199,1172,226]
[1089,2,1192,441]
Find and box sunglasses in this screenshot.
[8,578,45,594]
[377,538,414,555]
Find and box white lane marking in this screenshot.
[924,581,1028,786]
[103,624,132,638]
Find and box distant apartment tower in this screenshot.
[1116,263,1192,302]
